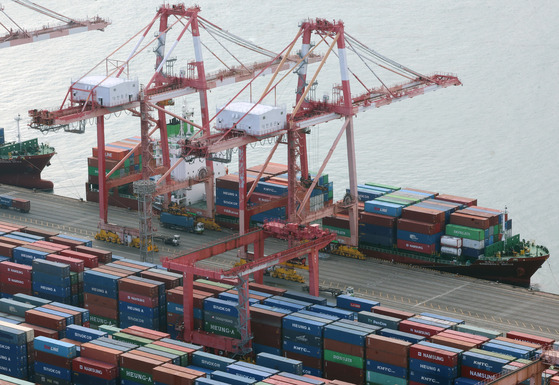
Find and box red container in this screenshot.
[323,360,365,384]
[441,329,489,344]
[127,349,172,365]
[72,356,118,380]
[323,216,350,230]
[153,365,197,385]
[84,293,117,309]
[449,212,490,230]
[0,261,32,279]
[359,211,396,228]
[0,237,29,247]
[372,306,414,320]
[435,194,477,207]
[397,239,437,255]
[409,344,458,367]
[401,206,445,224]
[25,309,66,331]
[216,205,239,217]
[81,343,122,366]
[75,245,112,264]
[397,218,442,235]
[22,227,59,239]
[216,174,256,191]
[430,335,478,350]
[252,323,282,347]
[112,261,149,271]
[92,146,130,161]
[0,242,16,258]
[34,350,72,369]
[140,270,181,290]
[0,282,31,295]
[151,341,196,358]
[248,282,287,296]
[494,336,541,350]
[34,240,70,252]
[2,276,32,289]
[399,320,444,337]
[324,338,364,357]
[19,322,59,339]
[192,281,229,295]
[46,254,85,272]
[50,235,85,250]
[459,208,499,226]
[249,307,285,327]
[505,331,555,348]
[60,249,98,268]
[118,277,158,297]
[119,290,159,307]
[460,365,499,381]
[120,351,166,373]
[42,304,82,326]
[121,326,170,341]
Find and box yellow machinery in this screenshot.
[95,230,123,244]
[129,237,159,252]
[331,244,366,260]
[270,266,305,283]
[199,217,221,231]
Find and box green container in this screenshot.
[98,324,122,336]
[375,196,410,206]
[445,224,485,241]
[120,367,153,385]
[469,348,516,362]
[386,193,419,203]
[493,224,500,235]
[195,279,234,290]
[113,332,153,346]
[204,320,241,339]
[324,350,363,369]
[89,314,118,328]
[145,343,189,366]
[365,182,400,191]
[366,370,408,385]
[455,324,502,339]
[322,225,351,237]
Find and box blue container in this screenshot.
[296,309,338,322]
[0,298,35,317]
[380,328,426,344]
[419,312,464,325]
[282,315,325,337]
[323,324,368,346]
[210,370,257,385]
[408,317,450,330]
[218,292,260,305]
[358,311,400,329]
[11,231,44,242]
[360,223,395,236]
[252,343,282,357]
[34,336,77,358]
[233,361,279,376]
[167,302,183,314]
[309,304,355,320]
[216,188,239,199]
[32,271,71,287]
[482,342,531,359]
[0,340,27,355]
[196,378,229,385]
[269,295,312,308]
[216,195,239,208]
[56,234,93,247]
[226,364,272,381]
[65,324,107,342]
[83,271,119,298]
[250,303,292,315]
[0,195,13,207]
[256,352,303,375]
[205,311,238,327]
[359,233,394,247]
[51,302,89,324]
[34,361,72,381]
[72,372,117,385]
[280,372,324,385]
[33,283,72,298]
[409,358,458,378]
[192,351,236,371]
[409,370,456,385]
[34,307,74,325]
[13,247,49,261]
[336,294,379,312]
[283,340,322,359]
[282,290,327,305]
[489,339,535,358]
[282,328,323,348]
[461,351,509,373]
[118,301,159,318]
[12,293,51,307]
[364,200,404,217]
[0,359,27,378]
[350,188,384,202]
[262,298,306,312]
[454,377,485,385]
[301,366,323,377]
[254,181,288,196]
[397,230,443,245]
[417,341,463,356]
[203,297,238,318]
[462,247,483,259]
[337,318,381,334]
[366,359,408,379]
[119,312,159,329]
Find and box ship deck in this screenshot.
[1,185,557,340]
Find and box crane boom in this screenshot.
[0,1,109,49]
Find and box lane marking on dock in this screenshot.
[413,283,469,308]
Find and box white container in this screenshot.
[71,75,139,107]
[462,238,485,250]
[441,246,462,256]
[215,102,286,136]
[440,235,462,248]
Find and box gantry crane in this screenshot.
[0,0,109,48]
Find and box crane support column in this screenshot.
[97,116,108,224]
[181,270,194,341]
[253,232,264,284]
[236,275,252,355]
[308,248,320,296]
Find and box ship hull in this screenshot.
[361,247,549,287]
[0,152,55,190]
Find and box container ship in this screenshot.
[0,121,55,190]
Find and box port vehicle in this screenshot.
[154,234,180,246]
[0,194,30,213]
[160,212,204,234]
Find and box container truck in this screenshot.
[0,194,30,213]
[160,212,204,234]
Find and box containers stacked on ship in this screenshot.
[359,184,403,248]
[365,334,412,385]
[0,321,33,378]
[323,319,378,384]
[408,342,462,385]
[87,136,143,210]
[32,259,71,304]
[0,261,32,297]
[396,202,447,256]
[118,276,165,331]
[33,336,76,385]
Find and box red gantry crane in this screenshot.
[27,5,461,355]
[0,0,109,48]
